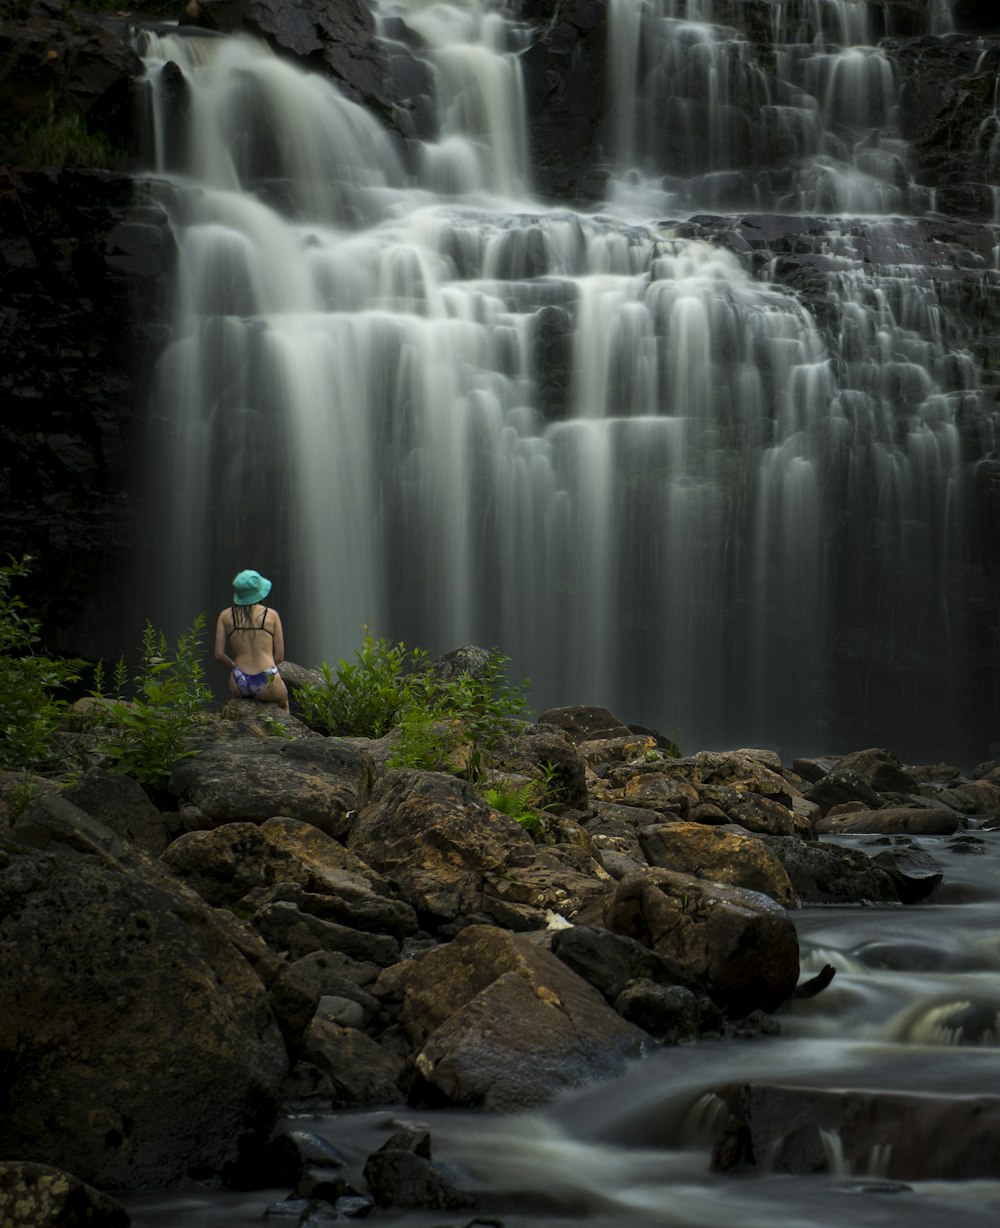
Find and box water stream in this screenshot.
[133,0,996,761]
[121,830,1000,1226]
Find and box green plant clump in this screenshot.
[482,779,550,838]
[15,105,121,169]
[88,616,212,790]
[0,555,81,772]
[297,630,430,739]
[297,630,530,773]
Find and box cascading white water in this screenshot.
[606,0,929,214]
[136,0,981,755]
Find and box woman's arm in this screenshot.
[213,611,234,669]
[271,611,285,665]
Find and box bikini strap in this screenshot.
[259,606,268,627]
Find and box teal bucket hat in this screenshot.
[232,569,272,605]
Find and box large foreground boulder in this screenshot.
[0,799,288,1190]
[391,925,647,1110]
[604,868,800,1015]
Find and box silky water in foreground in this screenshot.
[124,831,1000,1228]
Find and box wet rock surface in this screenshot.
[4,687,997,1207]
[713,1083,1000,1181]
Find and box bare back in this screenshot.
[214,604,285,673]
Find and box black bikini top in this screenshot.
[229,606,273,637]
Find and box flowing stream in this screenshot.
[133,0,995,761]
[122,830,1000,1226]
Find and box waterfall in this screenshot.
[135,0,989,758]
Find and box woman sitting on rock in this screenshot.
[213,569,290,712]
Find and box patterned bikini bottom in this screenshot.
[231,665,279,698]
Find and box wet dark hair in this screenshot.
[230,603,261,635]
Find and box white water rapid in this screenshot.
[136,0,987,758]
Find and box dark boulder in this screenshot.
[188,0,392,116]
[871,841,944,902]
[836,747,920,795]
[713,1083,1000,1180]
[169,736,376,839]
[761,835,899,904]
[363,1131,473,1211]
[0,801,288,1190]
[802,768,881,815]
[604,868,800,1015]
[0,1161,129,1228]
[549,922,697,1001]
[347,768,540,929]
[613,979,701,1043]
[62,765,172,855]
[395,925,647,1110]
[297,1017,405,1107]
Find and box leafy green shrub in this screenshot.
[297,630,431,738]
[87,616,212,790]
[0,556,81,771]
[299,632,530,777]
[414,651,530,770]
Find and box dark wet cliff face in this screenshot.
[2,0,1000,760]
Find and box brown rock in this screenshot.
[396,926,646,1110]
[620,772,701,815]
[934,780,1000,814]
[816,807,964,835]
[604,868,799,1015]
[169,736,376,839]
[161,815,414,933]
[1,803,287,1190]
[299,1018,405,1107]
[0,1162,129,1228]
[638,822,797,907]
[836,747,920,794]
[347,768,537,926]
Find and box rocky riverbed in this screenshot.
[2,665,998,1224]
